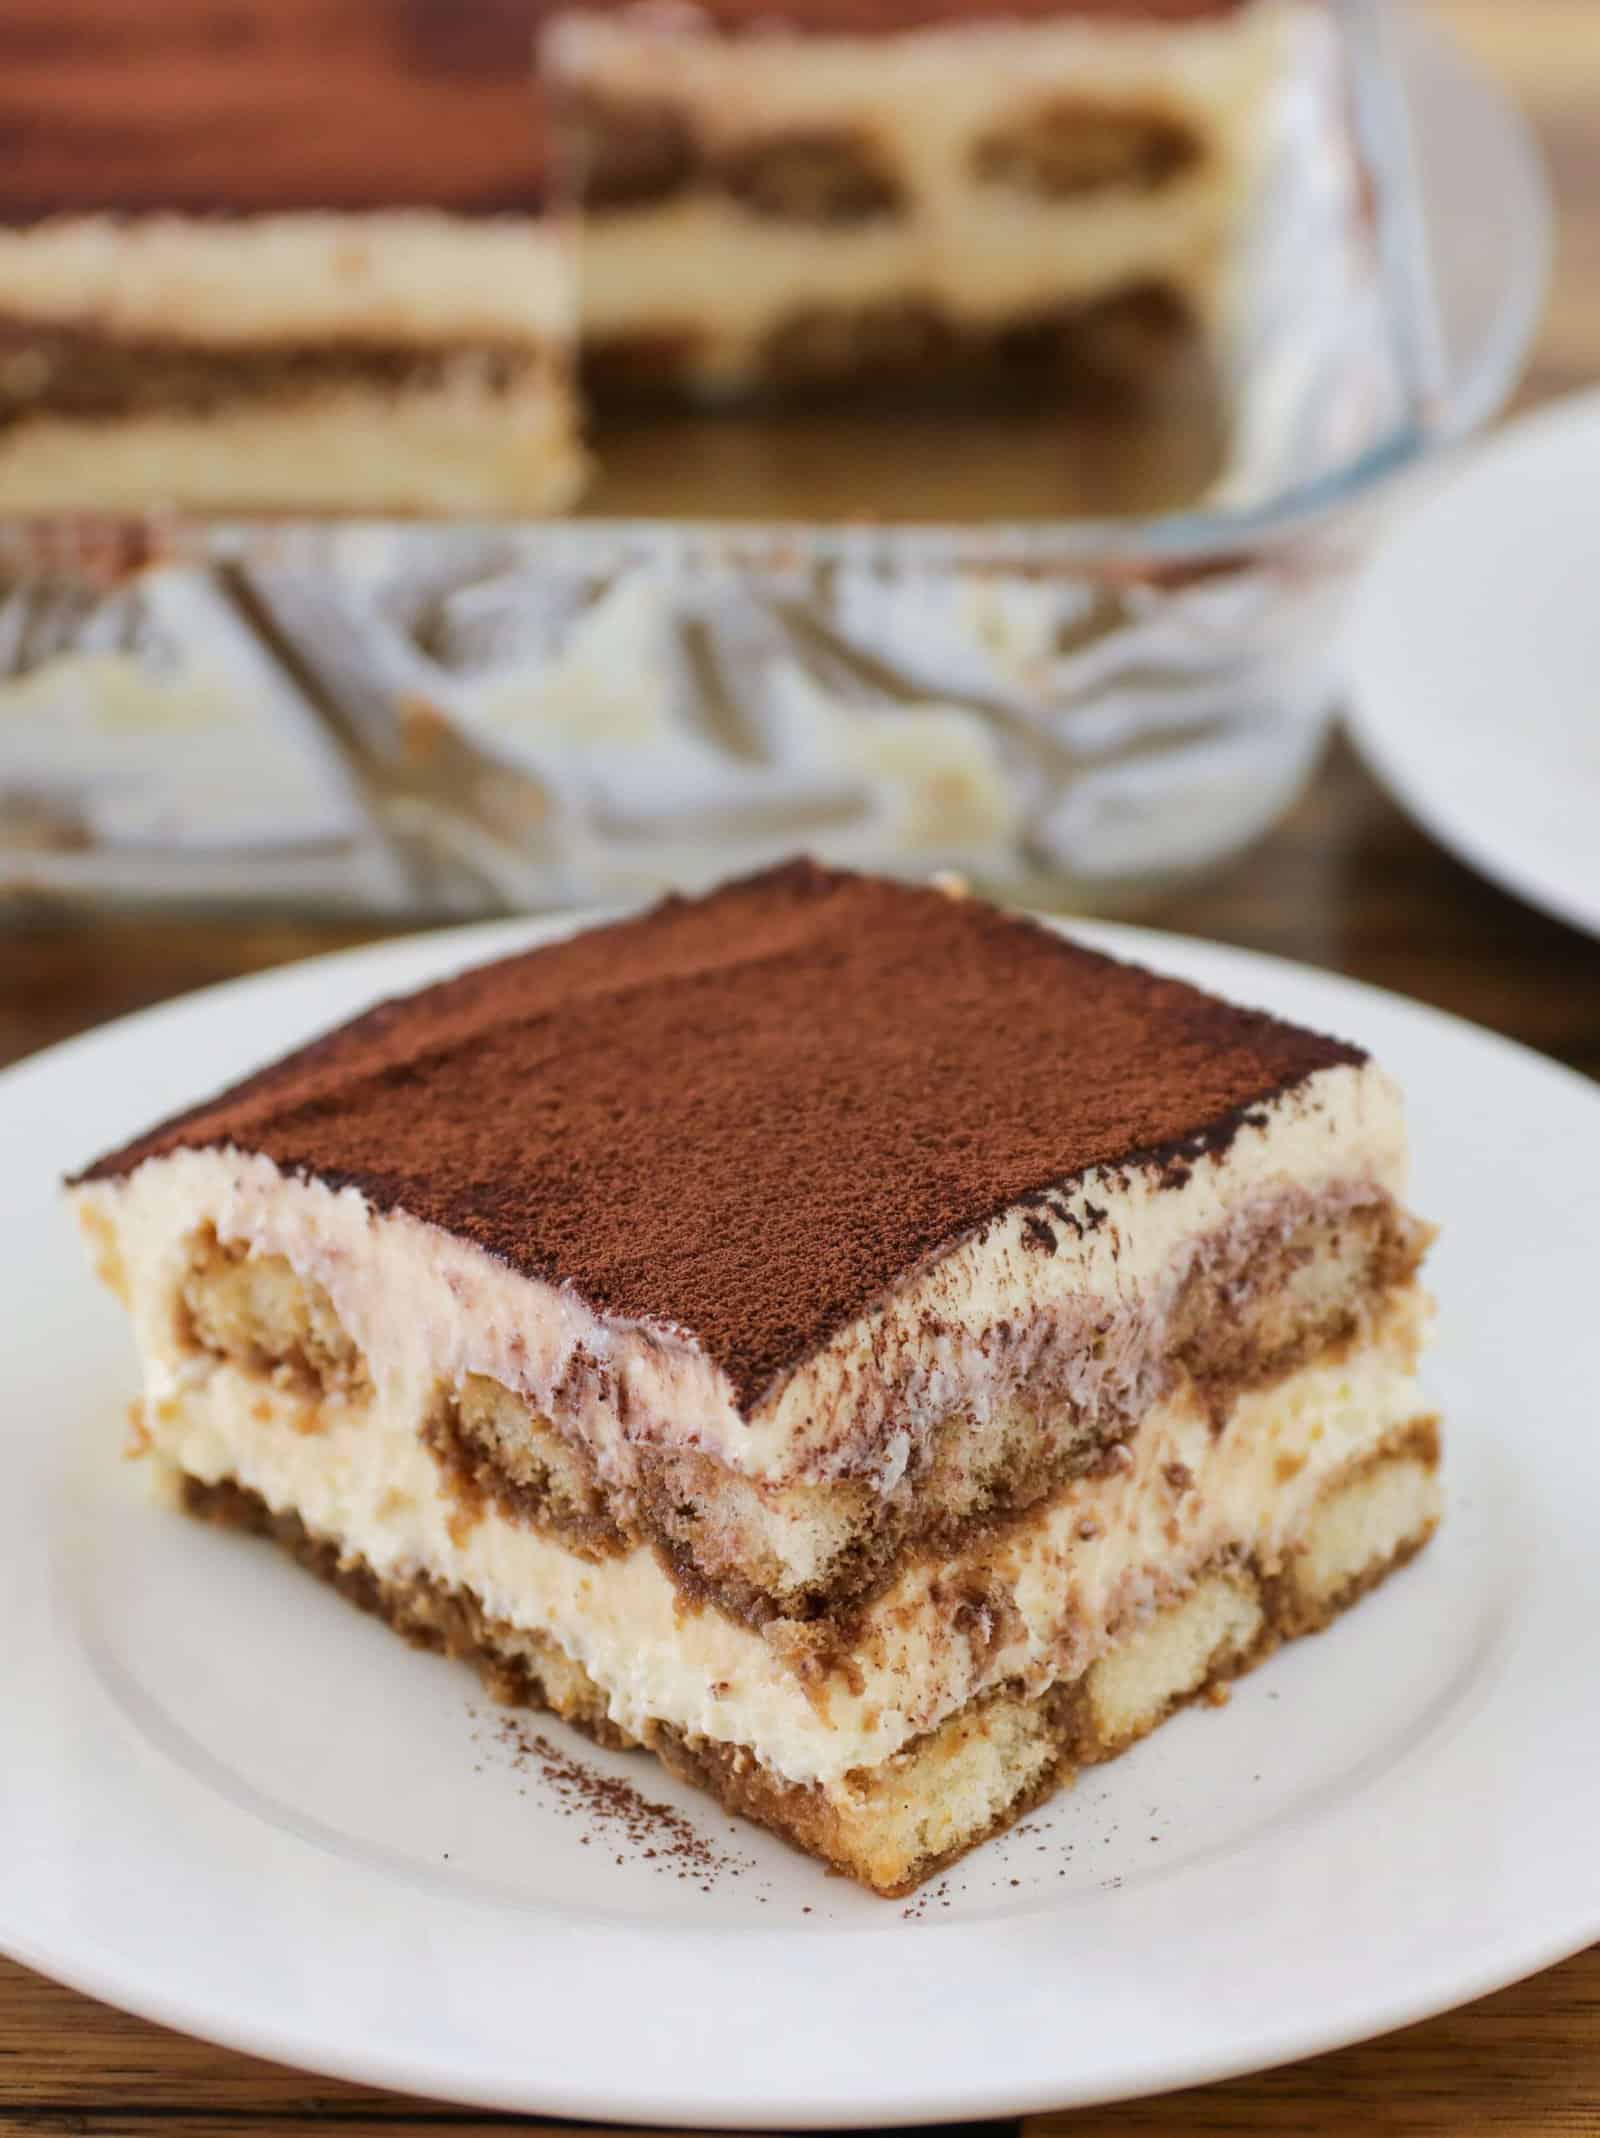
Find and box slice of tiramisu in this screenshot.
[70,862,1439,1895]
[547,0,1303,399]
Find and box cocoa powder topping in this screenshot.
[76,861,1364,1411]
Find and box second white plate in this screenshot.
[1347,389,1600,941]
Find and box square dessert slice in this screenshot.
[546,0,1302,399]
[0,213,582,514]
[70,862,1438,1895]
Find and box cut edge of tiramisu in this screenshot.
[547,0,1303,401]
[0,212,583,515]
[70,861,1439,1895]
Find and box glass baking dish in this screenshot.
[0,6,1549,921]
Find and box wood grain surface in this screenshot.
[3,0,1599,2129]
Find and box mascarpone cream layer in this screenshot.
[575,178,1230,350]
[137,1298,1431,1784]
[75,1052,1411,1497]
[0,213,574,345]
[0,384,586,516]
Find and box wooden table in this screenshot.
[5,1,1600,2129]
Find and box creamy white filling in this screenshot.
[76,1054,1410,1497]
[0,381,585,516]
[0,212,573,345]
[137,1307,1430,1785]
[574,185,1229,354]
[551,2,1294,344]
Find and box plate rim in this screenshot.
[2,1914,1593,2131]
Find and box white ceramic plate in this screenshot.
[1347,389,1600,941]
[4,917,1599,2126]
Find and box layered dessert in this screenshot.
[1,0,1338,499]
[546,0,1302,397]
[69,861,1439,1894]
[0,215,580,515]
[0,1,580,514]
